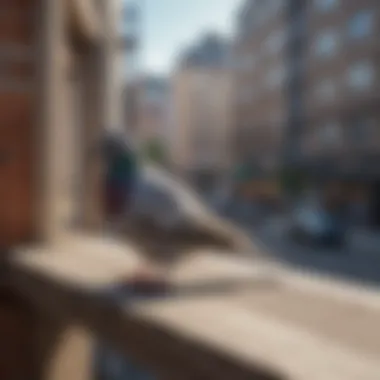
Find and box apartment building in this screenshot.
[302,0,379,155]
[296,0,380,225]
[172,34,233,193]
[137,76,171,145]
[102,0,127,131]
[233,0,380,222]
[122,1,141,140]
[233,0,288,200]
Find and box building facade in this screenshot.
[101,0,127,131]
[122,1,141,141]
[298,0,380,225]
[137,76,171,146]
[233,0,288,171]
[0,0,125,378]
[233,0,380,221]
[172,34,234,193]
[301,0,380,160]
[232,0,288,200]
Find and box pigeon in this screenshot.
[123,164,255,267]
[101,132,256,285]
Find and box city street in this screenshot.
[249,216,380,288]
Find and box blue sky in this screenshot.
[138,0,240,74]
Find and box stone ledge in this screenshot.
[8,235,380,379]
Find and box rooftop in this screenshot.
[179,32,231,69]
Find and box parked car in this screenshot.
[289,201,347,248]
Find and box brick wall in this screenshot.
[0,0,39,378]
[0,0,37,247]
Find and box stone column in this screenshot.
[80,47,105,231]
[36,0,67,242]
[99,0,125,132]
[79,0,126,230]
[36,315,94,380]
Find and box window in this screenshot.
[314,0,339,12]
[348,10,374,39]
[315,79,336,101]
[347,61,375,91]
[315,30,339,57]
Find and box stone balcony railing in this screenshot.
[7,232,380,380]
